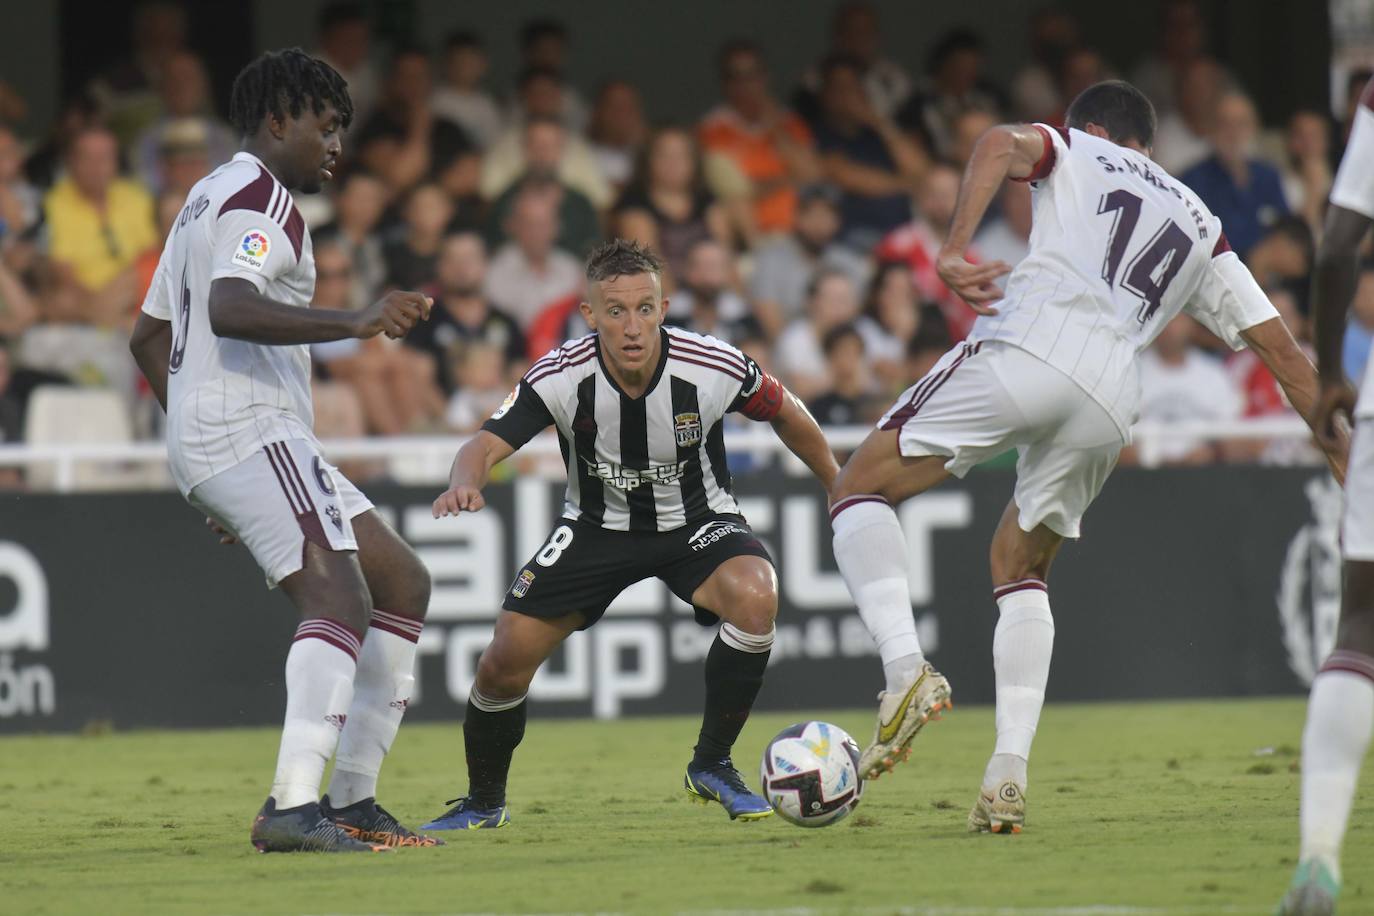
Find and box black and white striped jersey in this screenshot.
[482,326,784,532]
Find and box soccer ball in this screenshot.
[759,721,864,827]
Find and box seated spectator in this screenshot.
[382,182,453,291]
[857,261,949,389]
[516,19,591,132]
[445,341,511,433]
[354,45,473,195]
[808,323,878,427]
[408,232,526,394]
[432,31,504,150]
[1181,91,1290,258]
[973,181,1033,272]
[699,40,821,237]
[896,30,1004,160]
[309,242,444,435]
[483,117,601,256]
[131,51,235,195]
[1343,262,1374,386]
[432,145,486,235]
[588,81,647,193]
[774,268,863,402]
[1054,46,1111,115]
[1010,8,1082,122]
[88,0,187,147]
[315,170,389,307]
[613,126,729,286]
[875,164,981,340]
[0,126,41,240]
[485,183,583,328]
[948,107,997,170]
[42,126,158,328]
[1152,56,1228,175]
[1245,216,1313,291]
[1224,286,1320,466]
[1134,314,1244,465]
[812,53,927,249]
[314,2,379,124]
[667,238,757,344]
[481,69,612,209]
[1280,109,1334,238]
[24,94,103,189]
[748,185,870,338]
[1130,0,1215,117]
[796,3,913,121]
[150,119,214,201]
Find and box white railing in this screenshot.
[0,417,1321,493]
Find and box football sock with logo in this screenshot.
[328,609,423,807]
[1298,655,1374,881]
[983,580,1054,791]
[271,618,360,809]
[693,623,774,765]
[464,689,528,808]
[830,496,924,693]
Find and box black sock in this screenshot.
[463,697,526,808]
[693,634,770,765]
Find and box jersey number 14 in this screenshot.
[1097,189,1193,326]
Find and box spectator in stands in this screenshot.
[807,323,877,427]
[1244,217,1313,292]
[1182,92,1290,258]
[432,145,486,235]
[485,183,583,328]
[797,2,913,121]
[42,126,157,328]
[1010,7,1082,122]
[669,238,756,344]
[1280,109,1334,238]
[896,30,1003,160]
[699,40,820,237]
[948,108,997,171]
[88,0,187,147]
[148,120,213,201]
[0,126,40,240]
[23,94,102,190]
[314,2,379,125]
[587,80,647,192]
[484,117,601,256]
[354,46,473,195]
[481,73,613,211]
[812,53,927,249]
[1343,262,1374,387]
[445,341,511,433]
[774,268,862,402]
[613,126,729,287]
[1130,0,1213,116]
[315,170,389,308]
[1224,285,1320,466]
[407,232,525,394]
[1152,56,1228,175]
[974,182,1033,272]
[1134,314,1244,465]
[1055,46,1111,112]
[875,164,980,340]
[748,185,869,339]
[432,31,504,150]
[310,241,444,436]
[131,51,234,195]
[517,19,590,132]
[857,260,948,390]
[382,182,453,291]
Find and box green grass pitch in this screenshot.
[1,698,1370,915]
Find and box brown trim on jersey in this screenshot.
[1011,125,1057,183]
[1211,232,1233,258]
[1361,78,1374,113]
[218,166,275,218]
[284,207,305,260]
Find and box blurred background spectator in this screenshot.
[432,31,503,151]
[1131,314,1244,465]
[485,182,583,328]
[807,323,879,426]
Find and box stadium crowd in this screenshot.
[0,0,1358,486]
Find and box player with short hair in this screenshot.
[826,80,1346,833]
[420,239,839,828]
[129,49,441,852]
[1277,78,1374,916]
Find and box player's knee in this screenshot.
[724,570,778,634]
[474,644,535,699]
[393,552,432,621]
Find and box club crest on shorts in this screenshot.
[674,411,702,448]
[325,504,343,532]
[512,569,536,598]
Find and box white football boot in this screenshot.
[857,662,952,780]
[968,779,1026,834]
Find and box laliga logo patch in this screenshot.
[491,387,519,420]
[511,569,536,598]
[232,229,270,271]
[674,411,702,448]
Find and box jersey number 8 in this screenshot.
[535,525,575,567]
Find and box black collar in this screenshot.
[595,328,670,401]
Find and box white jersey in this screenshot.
[971,124,1277,437]
[1331,83,1374,417]
[141,152,317,495]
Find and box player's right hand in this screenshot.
[354,290,433,340]
[1313,381,1356,484]
[432,485,485,518]
[206,516,238,545]
[936,251,1011,315]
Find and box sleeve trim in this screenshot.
[1011,124,1057,183]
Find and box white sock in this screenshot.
[1299,654,1374,881]
[831,496,924,692]
[984,579,1054,791]
[328,609,423,808]
[271,618,361,809]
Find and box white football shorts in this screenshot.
[878,340,1122,538]
[1342,423,1374,560]
[187,438,373,588]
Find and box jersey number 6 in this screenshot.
[1097,189,1193,326]
[169,269,191,373]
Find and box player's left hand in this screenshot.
[205,516,238,545]
[936,250,1011,315]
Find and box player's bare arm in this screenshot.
[207,278,433,345]
[1310,204,1371,450]
[433,429,517,517]
[769,388,841,491]
[128,312,173,410]
[935,124,1042,312]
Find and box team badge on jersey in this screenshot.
[511,569,536,598]
[674,411,702,448]
[491,387,519,420]
[232,230,271,271]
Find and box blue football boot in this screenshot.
[684,758,773,821]
[420,796,511,831]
